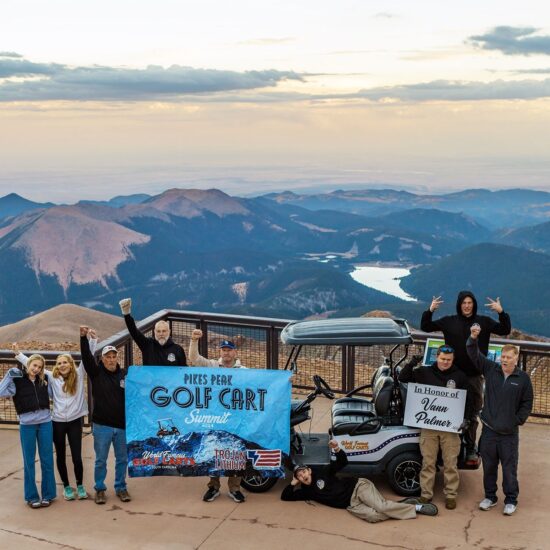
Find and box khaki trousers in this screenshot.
[208,476,242,492]
[419,428,460,500]
[347,479,417,523]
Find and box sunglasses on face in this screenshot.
[438,345,455,354]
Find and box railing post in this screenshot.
[270,326,279,370]
[341,345,348,393]
[347,345,356,394]
[199,318,209,358]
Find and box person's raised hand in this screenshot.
[429,296,444,313]
[12,342,20,356]
[89,328,98,340]
[328,439,340,451]
[485,296,503,314]
[191,329,203,341]
[80,326,89,337]
[119,298,132,316]
[470,324,481,340]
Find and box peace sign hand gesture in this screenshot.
[429,296,444,313]
[485,297,503,314]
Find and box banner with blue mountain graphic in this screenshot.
[125,366,292,478]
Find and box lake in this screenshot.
[350,265,417,302]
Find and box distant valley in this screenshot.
[1,187,549,336]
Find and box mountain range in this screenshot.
[1,187,549,336]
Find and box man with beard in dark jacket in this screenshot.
[399,347,472,510]
[420,291,511,461]
[119,298,187,366]
[467,325,533,516]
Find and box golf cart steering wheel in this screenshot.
[313,375,335,399]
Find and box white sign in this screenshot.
[404,383,466,433]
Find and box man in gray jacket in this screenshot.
[466,325,533,516]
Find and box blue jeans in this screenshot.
[93,423,128,492]
[19,421,57,503]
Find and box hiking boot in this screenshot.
[479,498,497,511]
[445,498,457,510]
[503,503,517,516]
[95,490,107,505]
[63,486,75,501]
[116,489,132,502]
[228,490,246,503]
[203,487,220,502]
[76,485,88,500]
[417,503,438,516]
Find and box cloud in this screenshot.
[0,51,23,58]
[353,78,550,102]
[0,58,61,78]
[469,26,550,56]
[0,56,304,101]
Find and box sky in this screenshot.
[2,0,550,202]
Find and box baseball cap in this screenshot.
[293,464,309,477]
[101,345,118,356]
[219,340,236,349]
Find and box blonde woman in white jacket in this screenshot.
[14,331,97,501]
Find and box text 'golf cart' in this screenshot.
[241,317,477,496]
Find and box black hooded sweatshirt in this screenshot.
[280,449,356,508]
[124,314,187,366]
[420,291,511,377]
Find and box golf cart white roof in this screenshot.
[281,317,413,346]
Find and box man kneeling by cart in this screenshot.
[281,440,437,523]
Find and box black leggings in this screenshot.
[52,417,84,487]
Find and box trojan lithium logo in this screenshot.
[247,449,282,468]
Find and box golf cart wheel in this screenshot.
[240,471,278,493]
[386,452,422,496]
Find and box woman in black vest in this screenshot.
[0,354,56,508]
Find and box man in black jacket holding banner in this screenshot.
[281,440,438,522]
[467,325,533,516]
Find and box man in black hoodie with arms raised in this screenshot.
[80,326,130,506]
[421,291,511,460]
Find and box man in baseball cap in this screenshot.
[189,329,245,503]
[80,327,130,506]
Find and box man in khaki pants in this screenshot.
[189,329,246,503]
[399,347,471,510]
[282,440,438,521]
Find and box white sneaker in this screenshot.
[479,498,497,511]
[503,503,517,515]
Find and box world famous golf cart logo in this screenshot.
[246,449,282,468]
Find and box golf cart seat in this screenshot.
[331,375,394,435]
[331,412,380,435]
[331,364,390,416]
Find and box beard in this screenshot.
[156,337,167,345]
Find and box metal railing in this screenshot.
[1,309,549,424]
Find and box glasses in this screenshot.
[438,345,455,354]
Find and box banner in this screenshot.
[403,382,466,433]
[125,366,292,478]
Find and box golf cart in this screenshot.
[156,418,180,437]
[240,317,477,496]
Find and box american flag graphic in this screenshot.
[247,449,282,468]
